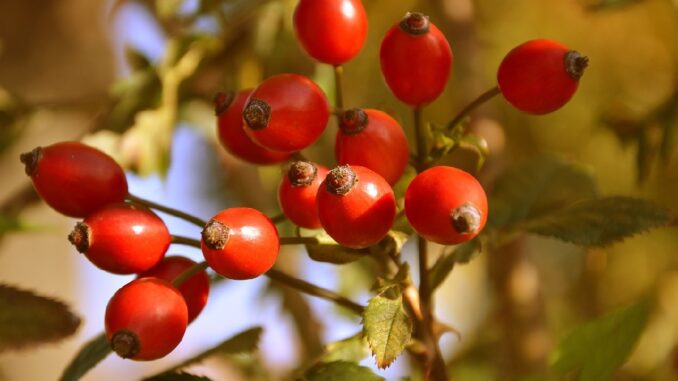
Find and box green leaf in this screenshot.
[363,294,412,369]
[320,334,370,364]
[523,197,673,246]
[303,361,384,381]
[305,244,369,265]
[59,334,111,381]
[489,155,598,229]
[429,238,481,291]
[145,372,212,381]
[145,327,263,379]
[0,284,81,352]
[372,231,411,258]
[550,299,651,381]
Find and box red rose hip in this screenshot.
[316,165,396,249]
[293,0,368,65]
[68,203,170,274]
[405,166,487,245]
[335,108,409,185]
[215,91,291,165]
[201,208,280,280]
[19,141,128,217]
[497,39,588,114]
[278,161,329,229]
[243,74,330,152]
[380,12,453,106]
[138,256,210,322]
[105,278,188,361]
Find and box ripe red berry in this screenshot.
[243,74,330,152]
[293,0,368,65]
[19,142,128,218]
[105,278,188,361]
[335,108,409,185]
[215,91,292,165]
[138,256,210,323]
[497,39,588,114]
[277,161,329,229]
[380,12,453,106]
[405,166,487,245]
[68,203,170,274]
[201,208,279,280]
[316,165,396,249]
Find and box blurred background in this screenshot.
[0,0,677,380]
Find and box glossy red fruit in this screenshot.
[335,108,409,185]
[19,141,128,218]
[277,161,329,229]
[316,165,396,249]
[497,39,588,114]
[380,12,453,106]
[243,74,330,152]
[138,256,210,323]
[105,278,188,361]
[201,208,279,280]
[405,166,487,245]
[68,203,170,274]
[293,0,368,65]
[215,91,292,165]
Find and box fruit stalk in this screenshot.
[334,65,344,112]
[266,269,364,314]
[127,193,207,227]
[171,261,209,288]
[447,85,501,131]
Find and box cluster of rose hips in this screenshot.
[18,0,586,367]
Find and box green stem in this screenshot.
[172,261,209,288]
[266,269,364,315]
[334,65,344,113]
[270,213,287,225]
[447,85,501,131]
[171,235,202,248]
[127,193,207,227]
[412,106,449,381]
[414,107,427,172]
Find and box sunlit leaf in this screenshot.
[59,334,110,381]
[429,238,481,291]
[305,244,369,265]
[489,155,598,229]
[522,197,673,246]
[320,334,370,364]
[363,294,412,369]
[550,299,650,381]
[303,361,384,381]
[0,284,81,352]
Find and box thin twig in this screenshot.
[171,235,202,247]
[172,261,209,288]
[447,85,501,131]
[266,269,365,315]
[127,193,207,227]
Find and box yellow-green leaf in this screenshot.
[550,299,650,381]
[362,295,412,369]
[303,361,384,381]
